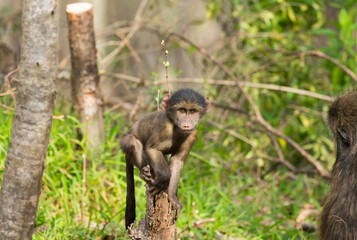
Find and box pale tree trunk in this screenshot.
[0,0,58,239]
[66,3,104,152]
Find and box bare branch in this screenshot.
[300,50,357,82]
[0,103,14,111]
[207,120,255,146]
[100,0,149,68]
[268,133,297,172]
[116,32,143,64]
[170,32,330,178]
[102,73,333,101]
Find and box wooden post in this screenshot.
[128,186,177,240]
[66,3,104,152]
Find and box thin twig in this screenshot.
[4,66,19,106]
[207,120,255,146]
[52,115,65,121]
[0,9,21,28]
[0,90,16,97]
[101,72,141,83]
[212,102,250,115]
[268,133,297,172]
[103,73,333,101]
[192,218,216,227]
[161,40,170,95]
[96,20,130,38]
[0,103,14,111]
[300,50,357,82]
[0,144,7,156]
[178,218,215,236]
[116,32,143,64]
[129,90,144,120]
[100,0,149,68]
[155,89,160,111]
[157,78,333,101]
[82,117,88,221]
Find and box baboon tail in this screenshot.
[125,157,135,229]
[120,133,133,154]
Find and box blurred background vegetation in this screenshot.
[0,0,356,239]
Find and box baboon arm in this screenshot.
[167,158,184,215]
[167,130,197,216]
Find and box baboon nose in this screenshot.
[182,125,192,130]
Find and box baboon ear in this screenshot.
[337,128,350,147]
[205,97,211,113]
[161,93,170,110]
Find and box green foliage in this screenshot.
[201,0,356,173]
[0,108,327,239]
[1,0,356,238]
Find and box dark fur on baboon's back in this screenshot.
[319,91,357,240]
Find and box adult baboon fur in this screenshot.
[319,91,357,240]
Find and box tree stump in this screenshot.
[66,3,104,151]
[128,185,177,240]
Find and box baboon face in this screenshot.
[164,88,211,133]
[319,91,357,240]
[328,92,357,159]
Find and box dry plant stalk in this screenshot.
[161,40,171,96]
[82,117,89,221]
[155,89,160,111]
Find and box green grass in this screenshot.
[0,105,328,239]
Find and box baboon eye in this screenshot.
[337,128,350,147]
[178,108,186,114]
[189,109,196,114]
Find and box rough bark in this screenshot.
[0,0,58,239]
[128,185,177,240]
[66,3,104,151]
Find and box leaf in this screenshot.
[300,4,308,12]
[287,6,296,23]
[278,138,287,149]
[299,115,311,128]
[188,45,198,55]
[257,158,265,167]
[310,28,336,35]
[312,11,324,29]
[338,9,349,26]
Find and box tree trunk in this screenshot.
[66,3,104,153]
[128,185,177,240]
[0,0,58,239]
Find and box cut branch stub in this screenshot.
[66,3,104,151]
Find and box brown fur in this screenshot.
[319,91,357,240]
[120,88,210,229]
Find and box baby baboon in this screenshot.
[319,91,357,240]
[121,88,210,229]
